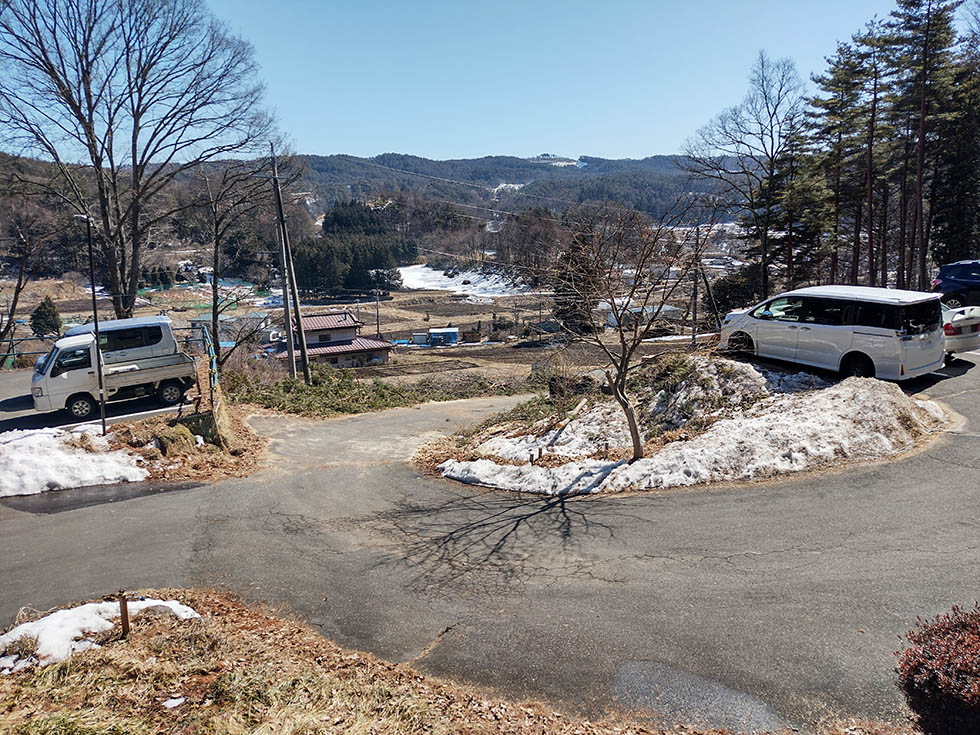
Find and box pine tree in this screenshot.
[931,19,980,263]
[808,42,865,283]
[551,230,598,335]
[889,0,963,288]
[30,296,61,337]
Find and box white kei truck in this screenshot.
[31,315,197,420]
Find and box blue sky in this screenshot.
[210,0,903,160]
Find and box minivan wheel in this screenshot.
[943,294,965,309]
[157,380,185,406]
[66,393,95,420]
[840,354,875,379]
[727,332,754,356]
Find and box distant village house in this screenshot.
[289,311,392,367]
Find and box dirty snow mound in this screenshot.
[0,599,199,672]
[0,425,148,497]
[606,378,944,491]
[477,401,632,460]
[440,377,945,495]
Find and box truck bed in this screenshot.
[103,352,197,390]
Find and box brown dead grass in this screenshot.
[109,404,266,484]
[0,588,741,735]
[818,719,915,735]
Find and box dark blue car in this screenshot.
[932,260,980,307]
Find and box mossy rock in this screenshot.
[156,424,196,456]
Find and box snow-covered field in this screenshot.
[438,357,946,495]
[398,264,535,297]
[0,425,148,497]
[0,598,199,672]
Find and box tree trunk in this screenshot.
[866,54,879,286]
[606,370,643,463]
[879,184,890,287]
[211,216,222,366]
[850,205,863,285]
[914,2,933,291]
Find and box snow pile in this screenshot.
[478,401,633,460]
[440,371,945,495]
[0,599,199,672]
[0,425,148,498]
[604,378,945,491]
[472,356,830,463]
[398,264,534,297]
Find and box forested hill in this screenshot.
[298,153,711,219]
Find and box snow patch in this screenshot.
[0,425,148,497]
[398,264,534,297]
[0,599,199,671]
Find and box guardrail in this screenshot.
[199,324,221,414]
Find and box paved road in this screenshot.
[0,369,184,431]
[2,359,979,733]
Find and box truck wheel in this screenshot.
[157,380,185,406]
[66,393,95,420]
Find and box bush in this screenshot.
[896,603,980,735]
[29,296,61,337]
[223,363,543,418]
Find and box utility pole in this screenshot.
[74,215,107,435]
[374,289,381,338]
[271,143,311,384]
[275,210,296,378]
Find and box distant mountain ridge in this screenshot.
[297,152,707,220]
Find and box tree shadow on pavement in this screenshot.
[363,486,650,597]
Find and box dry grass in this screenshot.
[0,589,740,735]
[107,405,266,484]
[818,719,916,735]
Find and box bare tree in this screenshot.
[0,191,65,342]
[684,51,804,297]
[555,204,715,463]
[0,0,273,317]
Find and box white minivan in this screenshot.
[718,285,944,380]
[63,315,178,365]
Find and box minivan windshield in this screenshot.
[900,299,942,335]
[35,347,56,374]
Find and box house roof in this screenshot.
[303,312,363,331]
[277,336,391,358]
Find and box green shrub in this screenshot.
[223,364,541,418]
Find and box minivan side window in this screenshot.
[854,303,899,330]
[765,297,804,322]
[802,298,852,326]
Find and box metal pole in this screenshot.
[271,143,311,384]
[691,228,699,350]
[80,216,107,435]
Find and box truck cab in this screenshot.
[32,334,98,415]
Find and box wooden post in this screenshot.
[529,451,534,464]
[118,590,130,638]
